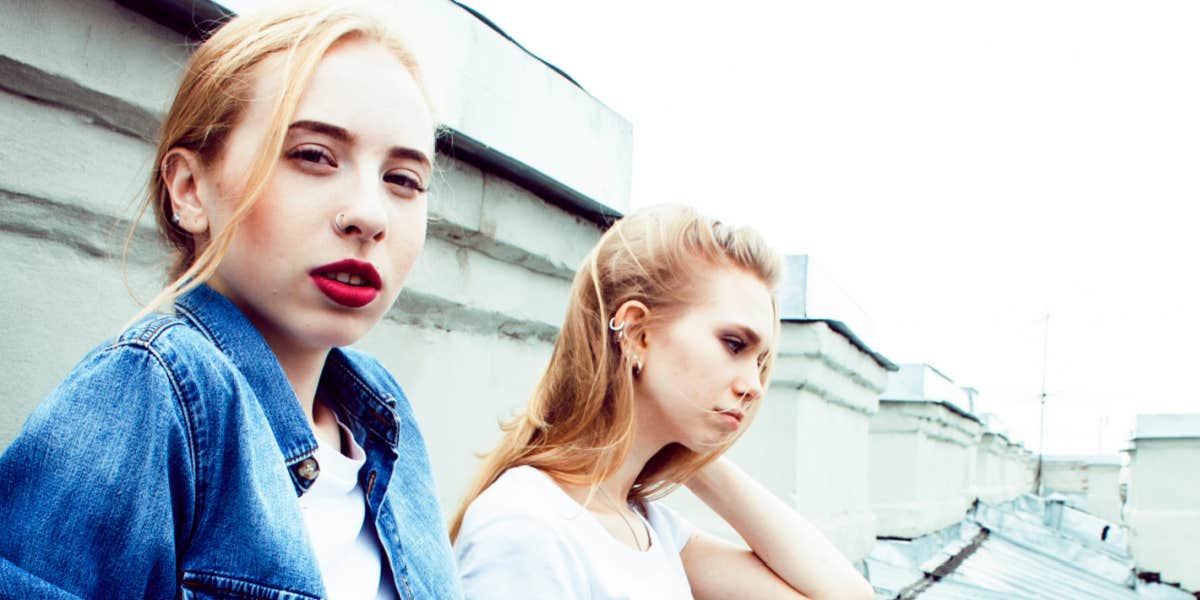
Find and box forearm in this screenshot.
[685,458,873,600]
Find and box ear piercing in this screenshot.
[608,317,625,344]
[609,317,643,375]
[171,214,181,226]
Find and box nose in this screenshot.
[334,173,388,242]
[733,370,764,405]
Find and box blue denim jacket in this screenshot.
[0,284,463,599]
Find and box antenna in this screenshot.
[1033,313,1050,496]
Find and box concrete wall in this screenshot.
[1085,463,1122,525]
[0,0,625,518]
[663,320,891,563]
[1041,456,1123,524]
[1125,414,1200,591]
[868,400,983,538]
[973,432,1010,504]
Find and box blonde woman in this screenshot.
[0,3,459,598]
[452,205,874,600]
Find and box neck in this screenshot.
[597,394,675,503]
[598,432,664,503]
[260,330,331,427]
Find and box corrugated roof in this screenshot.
[866,496,1195,600]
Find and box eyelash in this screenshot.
[286,144,428,194]
[724,336,768,367]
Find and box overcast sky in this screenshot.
[225,0,1200,454]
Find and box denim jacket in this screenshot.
[0,284,463,599]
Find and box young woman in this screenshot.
[451,205,874,599]
[0,4,460,598]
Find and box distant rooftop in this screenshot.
[867,496,1195,599]
[883,363,973,412]
[1044,455,1123,466]
[1133,414,1200,441]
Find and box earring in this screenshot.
[171,214,181,227]
[608,317,626,344]
[632,353,643,376]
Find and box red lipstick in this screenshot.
[310,259,382,308]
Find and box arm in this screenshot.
[0,343,195,598]
[681,458,874,600]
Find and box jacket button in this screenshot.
[296,457,320,482]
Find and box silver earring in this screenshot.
[608,317,626,344]
[632,353,643,376]
[335,213,349,233]
[171,214,181,226]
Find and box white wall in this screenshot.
[868,400,983,538]
[1126,435,1200,590]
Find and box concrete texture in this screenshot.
[1125,415,1200,591]
[868,399,984,538]
[389,0,633,213]
[1041,455,1124,524]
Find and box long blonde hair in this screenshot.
[125,1,431,324]
[450,204,783,541]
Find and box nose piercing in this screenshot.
[335,213,349,233]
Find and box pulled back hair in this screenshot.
[450,204,783,541]
[125,1,431,323]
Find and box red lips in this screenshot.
[310,259,382,308]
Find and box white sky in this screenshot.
[455,0,1200,455]
[224,0,1200,454]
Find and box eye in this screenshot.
[287,144,337,170]
[384,170,427,196]
[723,337,746,354]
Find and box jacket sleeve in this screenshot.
[0,341,196,598]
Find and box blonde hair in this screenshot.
[125,1,431,323]
[450,204,783,541]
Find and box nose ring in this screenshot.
[335,213,349,233]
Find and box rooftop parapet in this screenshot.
[1132,413,1200,441]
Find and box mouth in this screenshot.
[715,408,744,429]
[310,259,382,308]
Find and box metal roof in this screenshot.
[866,495,1195,600]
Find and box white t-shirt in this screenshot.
[298,423,397,600]
[455,465,697,600]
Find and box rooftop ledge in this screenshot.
[117,0,632,225]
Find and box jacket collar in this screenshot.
[174,284,319,485]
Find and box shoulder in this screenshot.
[456,467,589,599]
[463,466,577,527]
[457,467,583,555]
[645,500,697,555]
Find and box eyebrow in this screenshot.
[288,120,432,168]
[726,323,763,347]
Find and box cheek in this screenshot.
[385,203,427,274]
